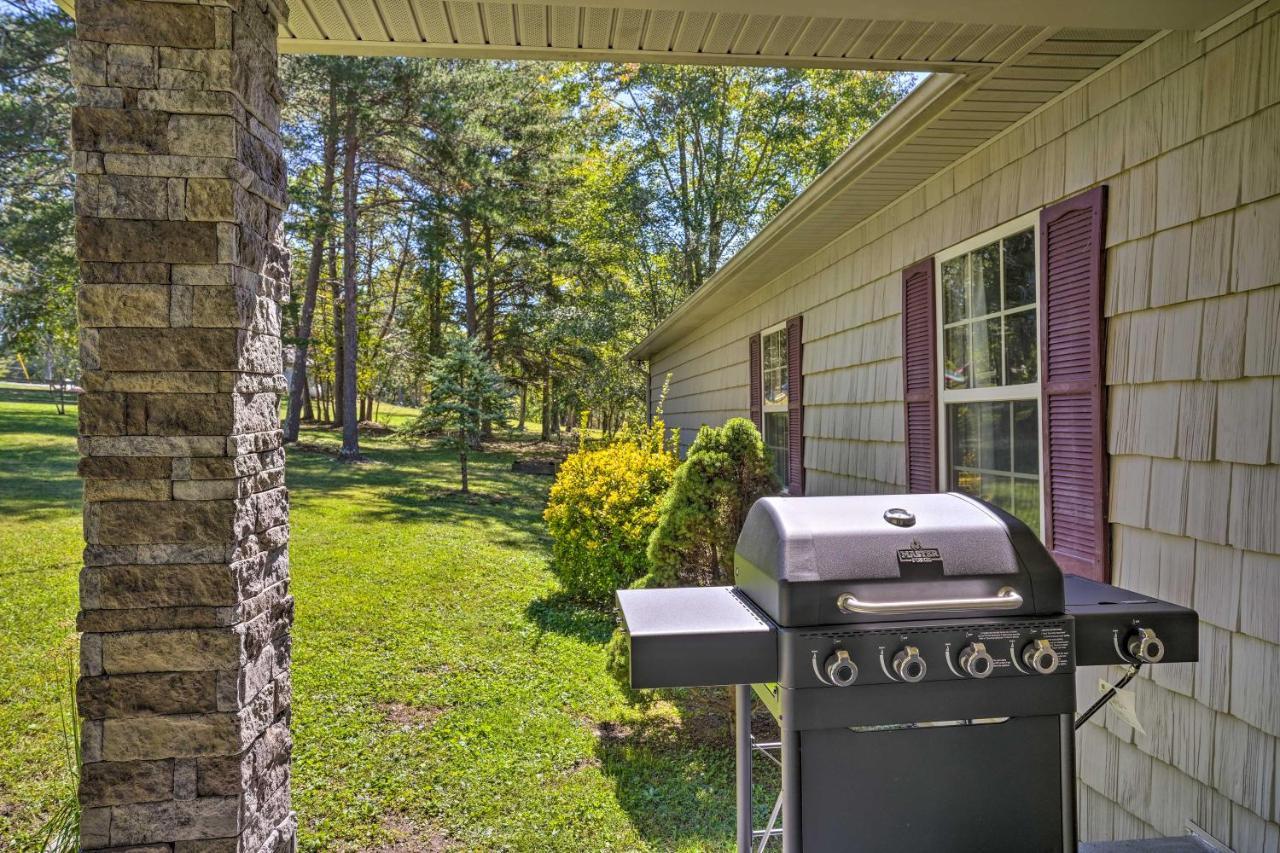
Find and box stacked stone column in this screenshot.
[70,0,295,848]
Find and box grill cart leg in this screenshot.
[736,684,753,853]
[754,791,783,853]
[1061,713,1078,851]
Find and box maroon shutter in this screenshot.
[902,257,938,493]
[1040,186,1109,581]
[786,316,805,495]
[748,333,762,431]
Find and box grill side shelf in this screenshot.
[617,586,779,689]
[1064,575,1199,666]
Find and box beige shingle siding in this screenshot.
[646,8,1280,844]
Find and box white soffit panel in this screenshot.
[278,0,1248,60]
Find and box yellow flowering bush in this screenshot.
[543,418,678,607]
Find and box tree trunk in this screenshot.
[429,279,444,357]
[540,365,552,441]
[517,383,527,431]
[482,222,496,356]
[330,247,343,429]
[303,379,313,423]
[480,225,496,439]
[338,109,361,461]
[461,217,478,339]
[284,82,339,444]
[459,438,469,493]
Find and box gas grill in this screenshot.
[616,493,1198,853]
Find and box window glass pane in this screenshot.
[763,329,779,372]
[971,242,1000,316]
[1013,479,1041,538]
[943,325,970,389]
[977,401,1011,470]
[942,257,968,323]
[1013,399,1039,475]
[970,317,1002,388]
[978,472,1014,518]
[762,330,788,405]
[949,403,976,469]
[948,401,1040,535]
[764,412,788,487]
[765,368,786,405]
[1005,309,1038,385]
[1003,228,1035,308]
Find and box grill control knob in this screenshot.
[825,650,858,687]
[958,642,994,679]
[1127,628,1165,663]
[1023,639,1060,675]
[893,646,927,683]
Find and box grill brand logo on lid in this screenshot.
[897,540,942,565]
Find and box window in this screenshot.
[761,324,789,488]
[936,214,1041,536]
[905,188,1106,578]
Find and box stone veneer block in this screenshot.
[71,0,294,848]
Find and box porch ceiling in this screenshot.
[278,1,1240,66]
[276,1,1243,65]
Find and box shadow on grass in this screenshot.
[286,426,553,551]
[0,388,81,519]
[524,589,615,646]
[590,690,782,849]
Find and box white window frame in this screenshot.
[934,210,1044,534]
[760,321,789,494]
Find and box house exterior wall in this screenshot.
[647,7,1280,847]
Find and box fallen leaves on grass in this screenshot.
[378,702,446,732]
[373,814,454,852]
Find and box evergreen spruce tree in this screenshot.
[413,337,509,493]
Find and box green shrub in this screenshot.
[543,417,678,607]
[608,418,776,690]
[644,417,776,588]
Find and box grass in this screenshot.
[0,384,776,851]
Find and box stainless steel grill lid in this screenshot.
[733,492,1064,626]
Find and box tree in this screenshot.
[0,0,77,409]
[266,57,910,448]
[327,56,421,459]
[409,337,509,492]
[281,57,340,443]
[581,64,908,302]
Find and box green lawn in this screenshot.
[0,384,772,851]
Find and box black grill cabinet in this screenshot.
[616,493,1198,853]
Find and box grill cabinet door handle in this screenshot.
[836,586,1023,615]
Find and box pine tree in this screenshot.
[412,337,509,493]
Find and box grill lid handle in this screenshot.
[836,586,1023,615]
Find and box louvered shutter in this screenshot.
[748,333,762,431]
[902,257,938,493]
[1040,186,1109,581]
[786,316,805,496]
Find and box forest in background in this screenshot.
[0,0,913,456]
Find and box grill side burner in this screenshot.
[616,493,1198,853]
